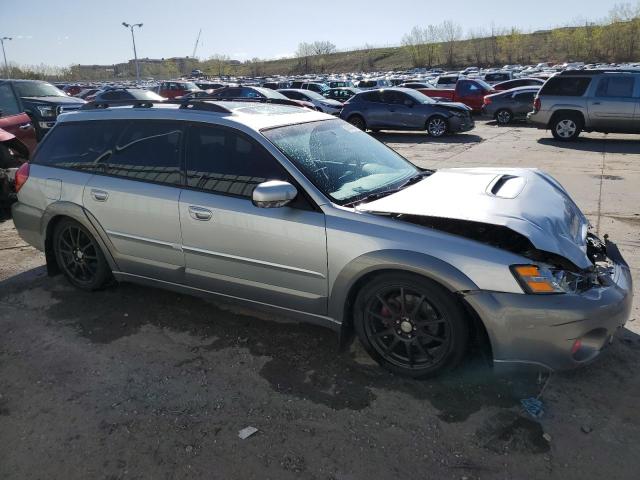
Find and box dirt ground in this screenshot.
[1,120,639,480]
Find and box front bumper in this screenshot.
[449,115,475,133]
[464,250,633,371]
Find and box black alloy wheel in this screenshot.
[354,273,468,378]
[53,219,110,290]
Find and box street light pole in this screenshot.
[1,37,12,78]
[121,22,143,83]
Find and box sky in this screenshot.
[0,0,617,67]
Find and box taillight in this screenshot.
[14,162,30,193]
[484,96,492,105]
[533,97,541,112]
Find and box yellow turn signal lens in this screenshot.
[512,265,559,294]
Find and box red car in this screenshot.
[418,79,495,112]
[156,81,201,99]
[0,81,38,218]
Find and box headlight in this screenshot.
[511,264,594,294]
[36,105,57,118]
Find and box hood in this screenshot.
[435,101,471,111]
[357,168,592,269]
[22,96,86,106]
[322,99,343,107]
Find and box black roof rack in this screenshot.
[559,69,640,76]
[79,98,233,114]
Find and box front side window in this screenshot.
[186,125,287,198]
[263,119,419,204]
[0,83,21,116]
[33,122,120,170]
[595,77,635,98]
[104,122,182,185]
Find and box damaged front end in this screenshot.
[391,213,615,295]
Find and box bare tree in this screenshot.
[440,20,463,67]
[401,25,441,68]
[310,41,337,55]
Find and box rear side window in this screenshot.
[185,124,287,198]
[540,77,591,96]
[360,91,382,103]
[595,76,635,98]
[103,122,183,185]
[33,122,120,170]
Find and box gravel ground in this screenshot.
[1,120,638,480]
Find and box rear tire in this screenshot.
[426,116,448,137]
[551,113,582,141]
[348,115,366,131]
[353,272,469,378]
[53,218,111,291]
[495,109,513,125]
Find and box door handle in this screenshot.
[90,189,109,202]
[188,205,213,221]
[19,123,32,130]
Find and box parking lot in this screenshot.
[0,119,638,480]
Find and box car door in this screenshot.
[0,82,37,156]
[382,91,416,128]
[179,123,328,314]
[588,75,637,132]
[83,120,185,283]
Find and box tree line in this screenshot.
[401,2,640,68]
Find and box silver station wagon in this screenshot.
[12,99,632,378]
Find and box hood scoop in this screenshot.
[487,174,527,198]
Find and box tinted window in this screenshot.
[595,77,635,98]
[360,91,382,102]
[514,92,536,103]
[33,122,120,170]
[486,73,509,82]
[186,125,287,197]
[458,81,481,96]
[0,83,21,116]
[382,91,408,104]
[104,122,182,185]
[540,77,591,96]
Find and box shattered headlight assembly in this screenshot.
[36,105,57,118]
[511,264,593,294]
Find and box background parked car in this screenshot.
[483,71,515,84]
[278,89,343,114]
[209,86,316,110]
[493,78,545,91]
[328,80,354,88]
[156,81,201,99]
[482,86,540,124]
[93,88,166,104]
[418,79,495,112]
[357,79,392,90]
[340,87,474,137]
[399,82,433,89]
[323,87,362,103]
[4,80,85,139]
[528,69,640,140]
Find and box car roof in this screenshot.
[56,101,332,132]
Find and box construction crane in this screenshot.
[192,28,202,58]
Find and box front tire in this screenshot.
[426,116,448,137]
[551,114,582,141]
[353,273,469,378]
[53,219,111,291]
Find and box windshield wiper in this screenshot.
[345,170,432,207]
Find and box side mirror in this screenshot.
[252,181,297,208]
